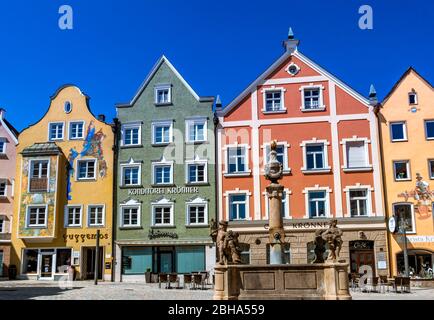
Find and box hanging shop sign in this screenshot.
[388,216,398,233]
[148,229,179,240]
[128,186,199,196]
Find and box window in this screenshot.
[425,120,434,140]
[154,165,172,185]
[428,160,434,179]
[64,101,72,113]
[155,85,171,105]
[229,194,247,221]
[65,206,82,227]
[69,121,84,140]
[122,247,152,275]
[0,138,5,154]
[394,161,410,181]
[188,205,206,225]
[308,191,327,218]
[303,88,321,109]
[122,166,140,186]
[153,206,172,226]
[23,249,38,274]
[306,145,325,170]
[49,122,64,141]
[77,159,96,180]
[227,146,247,174]
[0,216,4,233]
[393,203,415,233]
[239,243,250,264]
[88,205,104,226]
[408,92,417,105]
[187,163,207,184]
[176,247,205,274]
[349,189,368,217]
[390,122,407,141]
[27,206,47,227]
[56,249,72,273]
[122,123,141,146]
[152,121,172,144]
[265,91,282,112]
[264,143,289,171]
[186,119,207,142]
[121,206,140,227]
[29,160,49,192]
[0,181,6,197]
[345,140,368,169]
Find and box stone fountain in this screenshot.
[212,141,351,300]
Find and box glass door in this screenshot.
[40,253,54,279]
[160,252,173,273]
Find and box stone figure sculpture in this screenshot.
[313,229,327,263]
[320,219,343,261]
[216,220,242,265]
[265,140,283,183]
[209,219,218,243]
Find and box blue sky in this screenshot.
[0,0,433,131]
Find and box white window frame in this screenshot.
[26,205,48,228]
[151,198,174,227]
[154,84,172,105]
[428,159,434,180]
[261,87,287,114]
[285,62,300,76]
[0,138,6,154]
[152,120,173,145]
[392,202,417,234]
[0,215,5,233]
[344,184,373,217]
[120,159,142,187]
[121,122,142,147]
[424,120,434,141]
[76,159,97,181]
[186,197,208,226]
[152,157,174,185]
[340,137,372,172]
[64,205,83,227]
[185,157,208,184]
[28,159,50,193]
[263,188,291,219]
[120,203,141,228]
[0,179,7,197]
[68,121,85,140]
[390,121,407,142]
[408,92,418,105]
[300,84,325,111]
[393,160,411,181]
[303,185,332,219]
[48,122,65,141]
[87,204,106,227]
[300,138,331,173]
[224,189,252,221]
[185,118,208,143]
[262,141,291,173]
[223,143,251,176]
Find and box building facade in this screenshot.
[10,85,114,281]
[377,68,434,278]
[0,109,19,277]
[216,33,388,276]
[114,56,216,282]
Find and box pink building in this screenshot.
[0,108,18,277]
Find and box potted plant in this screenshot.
[145,268,151,283]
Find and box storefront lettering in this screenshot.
[62,233,109,243]
[148,229,179,240]
[128,186,199,196]
[397,235,434,243]
[290,222,329,229]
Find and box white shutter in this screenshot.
[347,141,366,168]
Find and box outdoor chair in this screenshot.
[193,274,204,290]
[350,273,360,292]
[200,271,209,288]
[158,273,169,289]
[168,273,181,289]
[183,274,193,289]
[379,275,392,293]
[401,277,411,293]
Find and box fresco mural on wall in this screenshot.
[18,156,57,238]
[67,121,107,200]
[398,173,433,220]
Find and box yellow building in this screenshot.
[11,85,114,281]
[377,68,434,278]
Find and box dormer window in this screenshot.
[155,85,172,105]
[408,91,418,105]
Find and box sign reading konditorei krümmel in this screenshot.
[128,186,199,196]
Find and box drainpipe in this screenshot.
[111,118,120,282]
[213,96,222,264]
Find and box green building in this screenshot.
[114,56,216,282]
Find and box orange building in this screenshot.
[216,31,388,276]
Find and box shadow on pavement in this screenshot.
[0,285,84,300]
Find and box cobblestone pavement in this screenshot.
[0,280,433,300]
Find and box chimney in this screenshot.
[0,108,5,120]
[98,114,106,122]
[369,84,378,106]
[283,27,300,53]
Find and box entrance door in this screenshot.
[40,253,54,279]
[160,252,173,273]
[350,251,376,275]
[83,247,103,280]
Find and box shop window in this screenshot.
[122,247,152,275]
[176,246,205,273]
[23,249,38,274]
[56,249,72,273]
[393,203,415,233]
[396,250,433,278]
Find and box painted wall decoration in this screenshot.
[398,173,433,220]
[18,156,57,238]
[67,121,107,200]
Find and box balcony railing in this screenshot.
[29,178,48,192]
